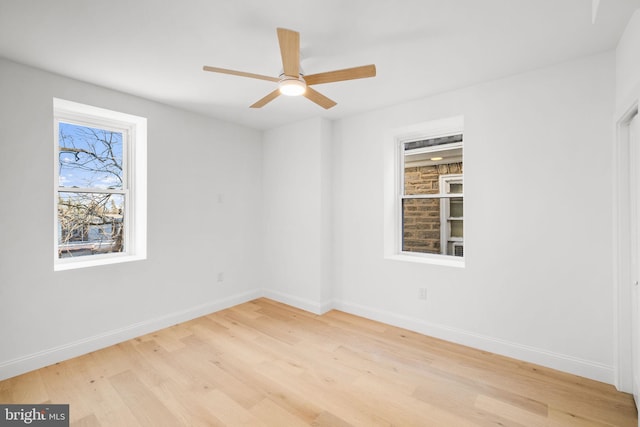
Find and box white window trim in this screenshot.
[439,174,463,256]
[53,98,147,271]
[384,116,465,268]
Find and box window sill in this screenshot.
[385,253,465,268]
[54,253,146,271]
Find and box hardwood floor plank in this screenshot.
[107,370,182,426]
[141,327,188,352]
[72,413,102,427]
[430,354,636,426]
[0,369,47,403]
[256,367,391,426]
[209,348,324,424]
[474,394,548,426]
[548,406,615,427]
[68,354,142,427]
[224,309,301,346]
[250,398,309,427]
[412,377,531,426]
[349,373,476,427]
[196,389,266,426]
[312,411,355,427]
[0,298,636,426]
[39,359,95,422]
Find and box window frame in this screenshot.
[438,174,464,256]
[53,98,147,271]
[390,116,464,267]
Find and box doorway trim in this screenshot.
[614,101,639,393]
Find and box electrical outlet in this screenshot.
[419,288,427,300]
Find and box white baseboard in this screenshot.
[0,290,615,386]
[332,299,615,385]
[0,289,261,381]
[261,289,333,315]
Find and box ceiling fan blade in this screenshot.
[203,66,279,82]
[250,89,281,108]
[304,64,376,85]
[277,28,300,77]
[303,87,337,109]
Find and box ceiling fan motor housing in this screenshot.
[278,75,307,96]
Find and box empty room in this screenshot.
[1,0,640,425]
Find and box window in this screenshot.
[397,117,463,262]
[53,99,147,270]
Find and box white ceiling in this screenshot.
[0,0,638,130]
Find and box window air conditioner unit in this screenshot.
[452,242,464,257]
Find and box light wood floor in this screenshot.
[0,298,637,426]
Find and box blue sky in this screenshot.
[58,122,123,189]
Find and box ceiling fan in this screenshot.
[203,28,376,109]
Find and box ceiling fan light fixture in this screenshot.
[203,28,376,109]
[279,76,307,96]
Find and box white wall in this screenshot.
[616,9,640,111]
[331,52,616,383]
[0,58,263,379]
[262,117,333,313]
